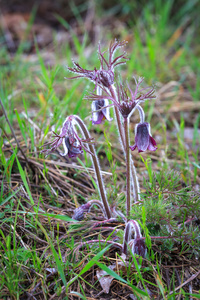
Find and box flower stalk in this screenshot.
[124,117,131,218]
[108,84,140,203]
[73,115,112,219]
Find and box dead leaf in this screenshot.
[96,255,129,294]
[96,268,114,294]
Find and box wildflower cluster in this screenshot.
[41,40,157,259]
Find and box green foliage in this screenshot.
[0,0,199,298]
[130,168,200,255]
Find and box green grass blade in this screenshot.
[15,156,34,206]
[15,109,27,145]
[0,188,21,206]
[36,219,67,287]
[40,213,77,222]
[67,245,111,288]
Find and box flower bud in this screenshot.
[72,202,92,221]
[129,238,147,258]
[98,70,114,87]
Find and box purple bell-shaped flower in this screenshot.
[91,99,113,125]
[122,220,147,258]
[62,136,83,158]
[130,122,157,153]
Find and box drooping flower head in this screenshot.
[41,115,92,158]
[91,98,113,124]
[123,220,146,258]
[91,86,113,125]
[128,237,147,258]
[72,199,106,221]
[72,202,92,221]
[63,136,82,158]
[68,40,128,88]
[130,122,157,153]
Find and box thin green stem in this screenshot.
[73,115,112,219]
[124,118,131,219]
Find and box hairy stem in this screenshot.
[73,115,112,219]
[74,239,122,254]
[109,85,140,202]
[136,105,145,123]
[122,220,142,255]
[131,160,140,202]
[122,222,131,255]
[124,118,131,218]
[109,85,125,146]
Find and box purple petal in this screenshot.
[91,112,105,124]
[130,144,137,151]
[91,99,112,124]
[102,99,113,122]
[62,137,83,158]
[72,202,92,221]
[68,145,83,157]
[67,149,82,158]
[132,238,147,258]
[148,136,157,151]
[135,124,149,152]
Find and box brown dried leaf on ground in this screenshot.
[96,254,129,294]
[96,268,114,294]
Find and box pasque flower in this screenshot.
[63,136,83,158]
[38,40,160,260]
[130,122,157,152]
[41,115,91,158]
[91,98,113,124]
[72,202,92,221]
[123,220,146,258]
[68,40,128,88]
[129,237,146,258]
[72,200,106,221]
